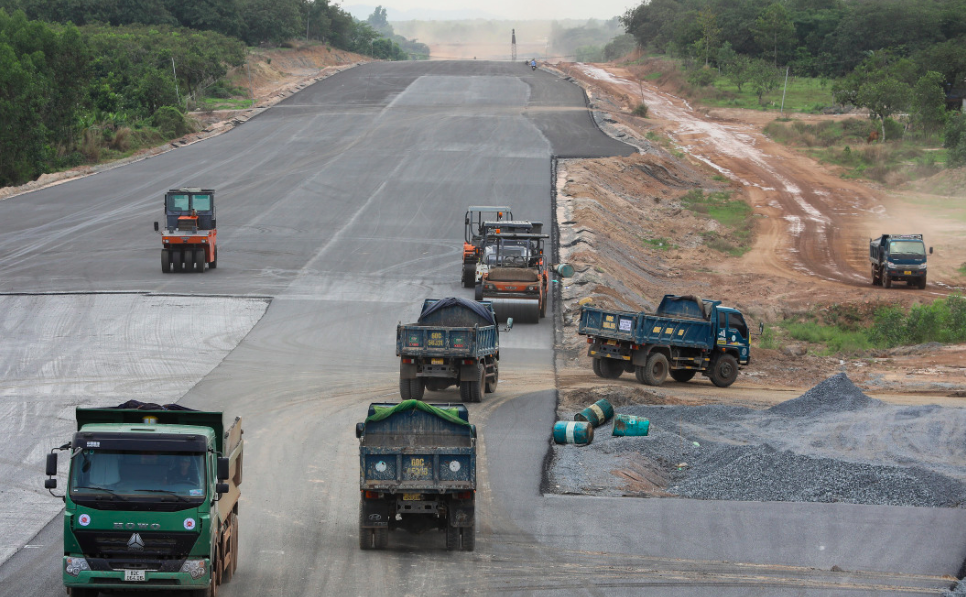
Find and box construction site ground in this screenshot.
[550,60,966,410]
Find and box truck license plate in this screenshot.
[124,570,147,582]
[402,493,422,501]
[431,358,443,365]
[903,271,911,275]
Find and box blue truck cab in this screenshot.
[578,294,751,388]
[870,233,931,289]
[356,400,476,551]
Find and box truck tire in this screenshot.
[474,282,483,301]
[460,366,483,403]
[670,369,696,383]
[462,263,475,288]
[883,274,892,289]
[445,524,459,551]
[399,376,412,400]
[374,526,389,549]
[172,251,183,273]
[598,358,623,379]
[461,522,476,551]
[637,352,668,386]
[409,378,425,400]
[919,276,927,289]
[161,249,170,273]
[710,354,739,388]
[210,246,217,269]
[195,249,206,273]
[484,360,498,393]
[359,506,378,550]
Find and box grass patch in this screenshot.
[774,296,966,355]
[642,237,676,250]
[959,263,966,276]
[680,189,754,256]
[712,174,729,182]
[644,71,663,80]
[197,97,253,110]
[705,75,833,113]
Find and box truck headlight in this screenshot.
[65,557,90,577]
[918,263,927,270]
[180,559,207,580]
[886,261,896,269]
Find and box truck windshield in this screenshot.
[70,450,206,499]
[166,195,190,213]
[483,240,531,267]
[192,195,212,211]
[888,241,925,256]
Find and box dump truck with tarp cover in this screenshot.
[356,400,477,551]
[462,206,512,288]
[154,188,218,273]
[578,294,751,388]
[474,225,573,324]
[397,298,507,403]
[869,233,931,289]
[44,401,243,597]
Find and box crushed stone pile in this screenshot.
[547,373,966,507]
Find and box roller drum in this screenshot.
[487,298,540,324]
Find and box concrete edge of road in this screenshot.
[0,290,274,301]
[0,62,366,204]
[542,155,564,496]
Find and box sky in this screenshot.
[340,0,635,21]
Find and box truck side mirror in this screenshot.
[46,453,58,476]
[929,247,933,254]
[45,478,57,489]
[154,221,159,232]
[758,322,764,335]
[216,483,229,495]
[356,423,365,439]
[217,457,230,481]
[503,317,513,331]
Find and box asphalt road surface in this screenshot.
[0,61,963,596]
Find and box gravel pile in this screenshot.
[547,373,966,507]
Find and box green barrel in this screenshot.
[612,414,649,436]
[552,421,594,446]
[574,398,614,427]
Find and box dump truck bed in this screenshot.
[578,301,715,349]
[396,298,499,359]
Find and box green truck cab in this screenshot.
[44,402,242,597]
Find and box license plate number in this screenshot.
[606,340,617,345]
[124,570,147,582]
[903,271,912,275]
[431,358,443,365]
[402,493,422,501]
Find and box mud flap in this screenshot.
[631,348,652,367]
[361,498,390,529]
[448,499,475,528]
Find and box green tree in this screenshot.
[239,0,301,45]
[716,40,737,74]
[754,3,796,66]
[910,71,947,134]
[944,112,966,168]
[748,58,780,103]
[367,5,390,34]
[856,78,911,142]
[727,54,753,92]
[697,8,720,66]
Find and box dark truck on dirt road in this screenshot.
[578,294,751,388]
[44,401,243,597]
[356,400,477,551]
[870,233,931,289]
[397,297,509,403]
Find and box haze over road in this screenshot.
[0,62,962,596]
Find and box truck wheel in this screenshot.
[195,249,206,273]
[592,358,604,378]
[485,362,498,394]
[210,246,217,269]
[637,352,668,386]
[462,263,475,288]
[919,276,927,289]
[598,358,623,379]
[883,274,892,289]
[374,526,389,549]
[399,377,413,400]
[445,524,459,551]
[460,366,483,403]
[161,249,170,273]
[172,251,183,273]
[710,354,739,388]
[359,506,374,550]
[409,378,425,400]
[474,282,483,301]
[461,522,475,551]
[670,369,696,383]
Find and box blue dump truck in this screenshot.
[43,401,242,597]
[870,233,931,289]
[396,297,509,403]
[578,294,751,388]
[356,400,477,551]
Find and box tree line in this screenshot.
[0,0,426,186]
[620,0,966,147]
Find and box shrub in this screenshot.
[633,102,649,117]
[152,107,193,139]
[687,66,716,87]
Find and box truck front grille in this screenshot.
[74,531,197,559]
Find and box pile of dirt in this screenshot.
[766,372,883,417]
[905,165,966,198]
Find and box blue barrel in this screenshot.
[574,398,614,427]
[552,421,594,446]
[612,414,649,437]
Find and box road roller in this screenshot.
[473,225,572,323]
[154,188,218,273]
[462,206,512,288]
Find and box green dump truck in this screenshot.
[44,401,243,597]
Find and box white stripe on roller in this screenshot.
[566,422,576,443]
[590,404,605,424]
